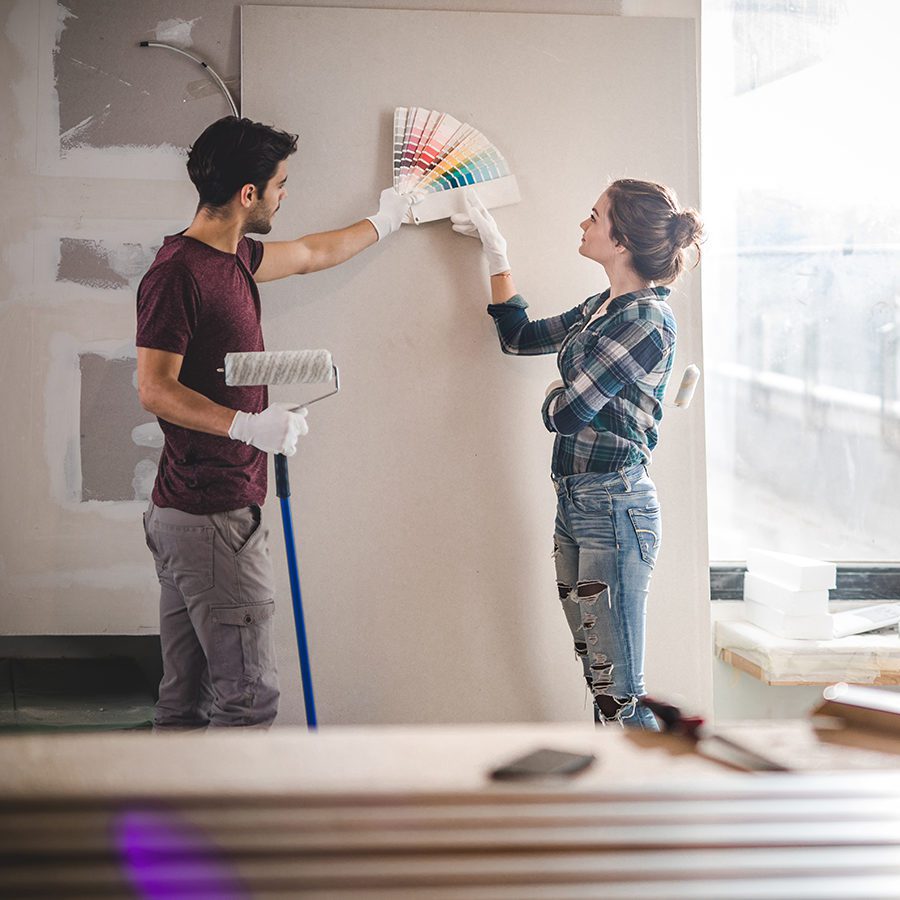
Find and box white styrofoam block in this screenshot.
[743,598,834,640]
[743,572,829,616]
[746,548,837,591]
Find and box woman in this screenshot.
[451,179,704,729]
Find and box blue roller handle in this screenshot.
[274,453,317,728]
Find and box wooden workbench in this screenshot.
[3,722,900,897]
[716,619,900,685]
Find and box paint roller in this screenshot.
[223,349,339,728]
[668,364,701,409]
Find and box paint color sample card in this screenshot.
[392,106,520,224]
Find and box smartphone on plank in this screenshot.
[489,747,596,780]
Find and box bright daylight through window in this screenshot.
[702,0,900,563]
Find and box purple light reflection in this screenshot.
[115,808,249,899]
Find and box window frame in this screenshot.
[710,565,900,602]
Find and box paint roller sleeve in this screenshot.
[224,350,333,386]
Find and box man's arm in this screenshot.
[254,220,377,283]
[254,187,416,283]
[137,347,309,455]
[137,347,236,435]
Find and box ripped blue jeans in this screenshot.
[553,464,660,731]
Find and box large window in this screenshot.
[702,0,900,563]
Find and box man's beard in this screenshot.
[245,197,275,235]
[245,211,273,235]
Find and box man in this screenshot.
[136,116,414,729]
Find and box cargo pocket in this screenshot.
[153,523,215,597]
[211,600,276,684]
[628,506,661,566]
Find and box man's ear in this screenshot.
[239,183,255,208]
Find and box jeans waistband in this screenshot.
[552,464,649,494]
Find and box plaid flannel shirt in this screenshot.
[486,287,676,476]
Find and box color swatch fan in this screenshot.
[393,107,520,225]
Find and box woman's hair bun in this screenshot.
[606,178,705,283]
[671,209,703,249]
[671,208,704,250]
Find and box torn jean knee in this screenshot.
[595,694,640,725]
[557,582,589,663]
[576,579,640,725]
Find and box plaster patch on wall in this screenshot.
[80,353,160,502]
[131,423,164,449]
[3,0,41,168]
[24,218,175,305]
[59,103,111,155]
[8,562,157,593]
[132,459,158,501]
[57,238,159,290]
[35,0,237,177]
[46,335,158,518]
[154,17,200,48]
[185,73,239,103]
[54,2,76,43]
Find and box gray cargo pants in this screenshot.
[143,501,279,729]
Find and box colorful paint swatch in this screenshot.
[391,106,520,224]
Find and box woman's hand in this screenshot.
[450,192,510,275]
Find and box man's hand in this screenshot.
[450,192,511,275]
[228,403,309,456]
[366,188,420,240]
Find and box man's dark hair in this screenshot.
[187,116,298,209]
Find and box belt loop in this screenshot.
[620,467,631,492]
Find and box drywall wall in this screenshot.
[0,0,226,635]
[0,0,707,725]
[242,4,710,726]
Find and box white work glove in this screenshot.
[450,191,510,275]
[366,188,420,240]
[545,379,564,398]
[228,403,309,456]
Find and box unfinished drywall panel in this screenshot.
[44,334,162,508]
[36,0,239,179]
[58,239,150,290]
[0,304,161,635]
[3,218,178,308]
[79,353,160,502]
[243,6,709,727]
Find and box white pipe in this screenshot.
[139,41,239,117]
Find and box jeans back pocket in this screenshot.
[627,506,661,566]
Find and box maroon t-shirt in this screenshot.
[136,233,268,514]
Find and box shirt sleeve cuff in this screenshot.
[486,293,528,318]
[541,388,562,432]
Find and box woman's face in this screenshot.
[579,191,618,266]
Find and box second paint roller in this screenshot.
[224,348,339,728]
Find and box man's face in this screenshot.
[245,160,289,234]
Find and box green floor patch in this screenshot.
[0,657,154,732]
